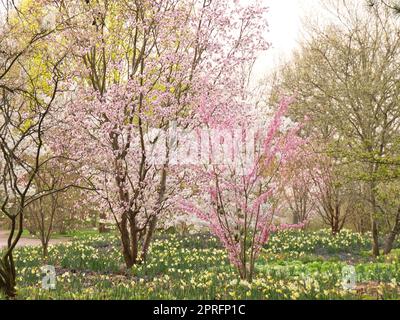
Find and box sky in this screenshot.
[252,0,325,82]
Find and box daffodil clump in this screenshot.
[264,229,372,258]
[2,230,399,300]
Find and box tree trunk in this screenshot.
[332,217,339,236]
[98,212,108,233]
[0,254,17,299]
[141,166,167,263]
[0,272,16,299]
[369,181,380,257]
[0,213,23,298]
[292,211,299,225]
[371,219,380,257]
[331,206,340,236]
[129,217,139,265]
[120,213,137,269]
[42,243,49,261]
[383,207,400,255]
[141,216,157,263]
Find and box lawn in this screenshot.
[3,229,400,300]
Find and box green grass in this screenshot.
[17,228,100,240]
[3,229,400,300]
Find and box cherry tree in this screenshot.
[52,0,269,268]
[181,99,304,282]
[310,154,353,236]
[280,147,317,227]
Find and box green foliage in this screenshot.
[264,229,373,257]
[4,230,400,300]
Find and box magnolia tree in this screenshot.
[51,0,269,268]
[181,99,304,281]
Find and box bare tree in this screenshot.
[0,74,63,297]
[0,1,72,297]
[368,0,400,14]
[25,160,80,259]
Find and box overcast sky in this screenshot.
[252,0,325,83]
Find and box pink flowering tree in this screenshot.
[181,99,304,282]
[52,0,269,268]
[280,147,317,227]
[309,153,352,236]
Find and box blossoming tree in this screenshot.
[181,99,304,281]
[280,146,318,227]
[52,0,269,268]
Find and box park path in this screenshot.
[0,230,68,248]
